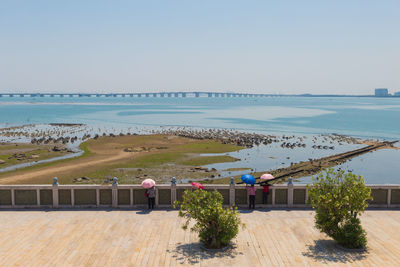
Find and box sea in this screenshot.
[0,95,399,184]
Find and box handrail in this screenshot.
[0,183,399,209]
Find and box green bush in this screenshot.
[307,169,372,249]
[336,216,367,249]
[174,189,243,249]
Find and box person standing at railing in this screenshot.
[146,186,156,209]
[262,184,270,204]
[246,184,257,209]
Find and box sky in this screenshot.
[0,0,399,94]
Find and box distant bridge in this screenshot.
[0,92,287,98]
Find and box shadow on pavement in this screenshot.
[302,239,368,263]
[167,242,243,265]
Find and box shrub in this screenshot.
[307,169,372,249]
[174,189,243,249]
[335,216,367,249]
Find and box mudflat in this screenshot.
[0,142,71,169]
[0,134,242,184]
[0,133,397,185]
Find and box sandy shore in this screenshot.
[0,134,242,184]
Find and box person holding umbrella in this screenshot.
[191,182,205,190]
[246,184,257,209]
[241,174,257,210]
[260,174,274,204]
[262,184,270,204]
[146,186,156,209]
[141,178,156,210]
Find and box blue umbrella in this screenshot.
[241,174,256,185]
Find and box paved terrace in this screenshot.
[1,209,400,266]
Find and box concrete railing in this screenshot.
[0,179,399,209]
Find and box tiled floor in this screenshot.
[1,209,399,266]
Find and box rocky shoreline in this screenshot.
[1,124,397,184]
[0,124,363,150]
[152,128,362,150]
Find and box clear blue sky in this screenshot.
[0,0,399,94]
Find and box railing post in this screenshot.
[36,189,40,208]
[11,188,15,208]
[155,187,159,208]
[271,187,275,206]
[229,177,235,206]
[305,188,309,205]
[52,177,59,208]
[288,177,294,208]
[71,189,75,207]
[96,188,100,207]
[171,177,177,207]
[130,188,134,207]
[112,177,118,208]
[387,188,392,208]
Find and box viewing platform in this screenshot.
[0,209,399,266]
[1,182,399,265]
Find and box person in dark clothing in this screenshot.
[262,184,270,204]
[246,184,256,209]
[146,186,156,209]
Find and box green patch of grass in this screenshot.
[0,142,92,178]
[224,167,251,171]
[0,149,69,168]
[123,152,185,168]
[78,141,92,157]
[97,140,242,173]
[0,136,246,184]
[174,142,242,153]
[180,155,238,166]
[68,146,242,184]
[63,152,186,183]
[0,143,36,152]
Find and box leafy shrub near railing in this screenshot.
[174,189,243,249]
[307,169,372,249]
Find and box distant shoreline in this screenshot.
[0,92,399,98]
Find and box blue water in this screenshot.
[1,96,399,183]
[299,148,400,184]
[0,96,399,140]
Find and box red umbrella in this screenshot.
[191,182,205,190]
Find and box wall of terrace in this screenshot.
[1,181,399,209]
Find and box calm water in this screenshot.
[0,96,399,183]
[1,96,400,139]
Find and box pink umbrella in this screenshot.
[260,173,274,180]
[191,182,205,190]
[141,178,155,189]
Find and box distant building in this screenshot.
[395,92,400,97]
[375,88,389,97]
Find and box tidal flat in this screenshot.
[0,142,71,169]
[0,134,243,184]
[0,125,398,185]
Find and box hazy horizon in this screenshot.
[0,90,395,96]
[1,0,399,94]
